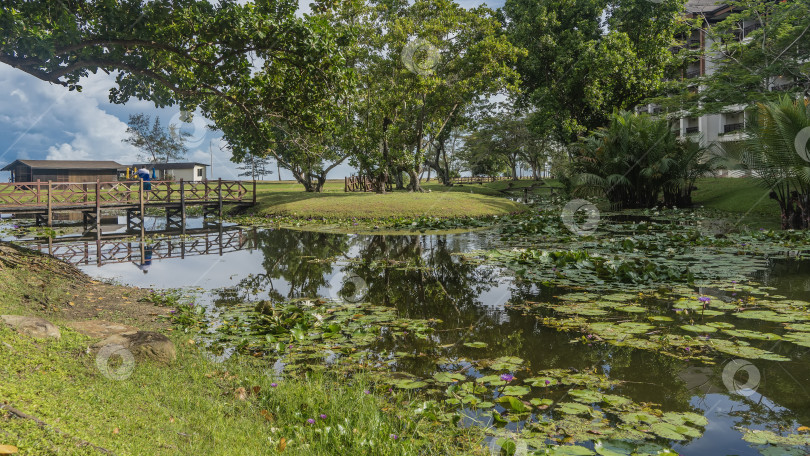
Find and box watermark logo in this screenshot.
[328,271,368,303]
[560,199,600,236]
[795,126,810,163]
[95,344,135,381]
[488,436,528,456]
[722,359,761,397]
[169,110,209,149]
[401,38,440,76]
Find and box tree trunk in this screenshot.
[407,168,422,192]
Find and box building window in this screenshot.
[197,168,203,177]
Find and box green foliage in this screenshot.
[123,113,188,164]
[570,111,720,208]
[343,0,525,191]
[0,0,352,192]
[504,0,688,142]
[733,97,810,229]
[650,0,810,115]
[459,104,553,180]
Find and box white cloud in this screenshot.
[46,143,90,161]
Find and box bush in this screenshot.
[570,111,719,209]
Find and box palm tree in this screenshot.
[571,111,717,209]
[734,97,810,229]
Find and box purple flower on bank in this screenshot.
[364,390,371,395]
[390,434,398,440]
[271,383,278,387]
[320,414,327,420]
[500,374,515,382]
[307,418,316,425]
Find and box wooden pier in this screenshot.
[0,179,256,237]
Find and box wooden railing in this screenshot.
[344,175,392,192]
[450,176,536,184]
[24,228,250,267]
[0,179,256,210]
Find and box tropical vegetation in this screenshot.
[568,111,720,209]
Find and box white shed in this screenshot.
[134,163,208,182]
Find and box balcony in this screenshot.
[772,82,796,92]
[685,126,699,134]
[723,123,744,134]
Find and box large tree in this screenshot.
[343,0,525,192]
[123,114,188,164]
[503,0,688,143]
[0,0,350,187]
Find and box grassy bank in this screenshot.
[691,177,781,229]
[0,245,483,455]
[249,180,550,220]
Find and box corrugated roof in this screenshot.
[1,159,126,171]
[133,162,207,170]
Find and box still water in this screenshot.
[7,217,810,455]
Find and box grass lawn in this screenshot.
[691,177,782,229]
[0,245,482,456]
[250,180,541,219]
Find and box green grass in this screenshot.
[0,325,482,455]
[0,248,483,456]
[252,181,532,219]
[691,177,782,229]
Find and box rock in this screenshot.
[92,331,176,364]
[0,445,18,454]
[0,315,60,339]
[66,320,138,339]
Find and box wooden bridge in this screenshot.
[0,179,256,236]
[21,225,254,267]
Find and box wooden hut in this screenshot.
[2,160,126,183]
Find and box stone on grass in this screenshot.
[92,331,176,364]
[66,320,137,339]
[0,315,60,339]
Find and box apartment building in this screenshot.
[638,0,797,152]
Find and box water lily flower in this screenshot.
[545,380,551,385]
[500,374,514,382]
[698,296,711,303]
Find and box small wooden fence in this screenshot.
[344,175,392,192]
[450,176,536,185]
[0,179,255,211]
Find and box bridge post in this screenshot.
[36,179,41,204]
[139,179,145,239]
[217,178,223,218]
[95,180,101,240]
[180,178,186,234]
[252,180,257,205]
[46,181,52,227]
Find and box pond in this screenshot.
[4,213,810,455]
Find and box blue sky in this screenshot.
[0,0,503,182]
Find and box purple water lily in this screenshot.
[500,374,514,382]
